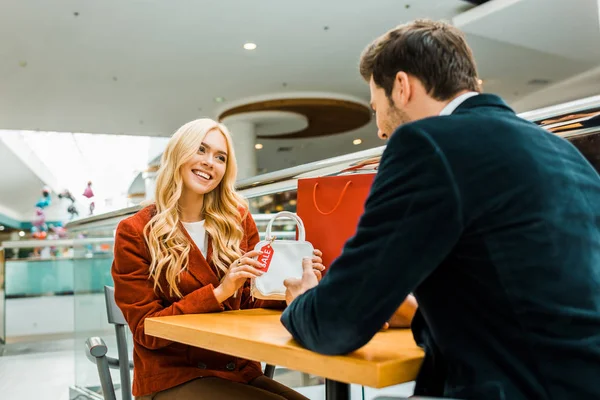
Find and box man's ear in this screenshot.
[391,71,411,107]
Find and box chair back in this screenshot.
[104,285,127,325]
[104,285,132,400]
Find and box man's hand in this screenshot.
[380,295,418,331]
[388,294,418,328]
[284,257,319,305]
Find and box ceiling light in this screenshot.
[255,143,263,150]
[243,43,257,50]
[528,78,551,85]
[353,139,362,145]
[214,97,225,103]
[19,231,25,237]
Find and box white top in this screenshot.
[439,91,479,116]
[182,220,208,255]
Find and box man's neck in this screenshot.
[436,89,473,114]
[408,89,475,121]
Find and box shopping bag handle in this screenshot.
[312,181,352,216]
[265,211,306,241]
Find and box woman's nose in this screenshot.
[201,156,213,167]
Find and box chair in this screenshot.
[85,286,133,400]
[86,286,276,400]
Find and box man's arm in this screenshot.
[281,125,464,355]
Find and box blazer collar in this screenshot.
[453,93,514,115]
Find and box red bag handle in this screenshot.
[312,181,352,215]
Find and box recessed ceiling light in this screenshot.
[255,143,263,150]
[528,78,551,85]
[214,97,225,103]
[353,139,362,145]
[19,231,25,237]
[243,43,257,50]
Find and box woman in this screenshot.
[112,119,324,400]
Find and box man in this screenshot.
[281,19,600,399]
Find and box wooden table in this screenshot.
[145,308,424,400]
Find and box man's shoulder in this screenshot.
[393,107,540,155]
[403,110,514,135]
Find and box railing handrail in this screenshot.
[518,94,600,123]
[1,237,115,249]
[0,229,296,249]
[62,95,600,231]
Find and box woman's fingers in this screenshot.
[240,257,269,270]
[242,250,263,259]
[230,271,260,281]
[232,265,265,276]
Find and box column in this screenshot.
[222,119,257,181]
[142,168,158,201]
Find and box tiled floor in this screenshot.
[0,337,73,400]
[1,295,416,399]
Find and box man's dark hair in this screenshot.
[360,19,481,101]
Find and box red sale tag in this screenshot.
[258,242,275,271]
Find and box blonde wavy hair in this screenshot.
[144,118,248,298]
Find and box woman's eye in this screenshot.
[217,155,226,162]
[198,146,206,153]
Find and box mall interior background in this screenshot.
[1,0,600,399]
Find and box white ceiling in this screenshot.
[0,138,68,222]
[512,64,600,111]
[0,140,44,218]
[0,0,461,175]
[1,0,599,177]
[454,0,600,62]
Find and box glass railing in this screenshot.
[0,237,118,398]
[0,248,5,346]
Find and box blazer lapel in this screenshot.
[179,222,221,289]
[180,224,240,310]
[206,239,241,310]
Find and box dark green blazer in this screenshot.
[281,94,600,399]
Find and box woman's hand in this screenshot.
[311,249,325,281]
[213,250,265,303]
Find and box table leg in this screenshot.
[325,379,350,400]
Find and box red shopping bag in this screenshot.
[297,173,375,274]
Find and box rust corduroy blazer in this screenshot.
[112,205,284,396]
